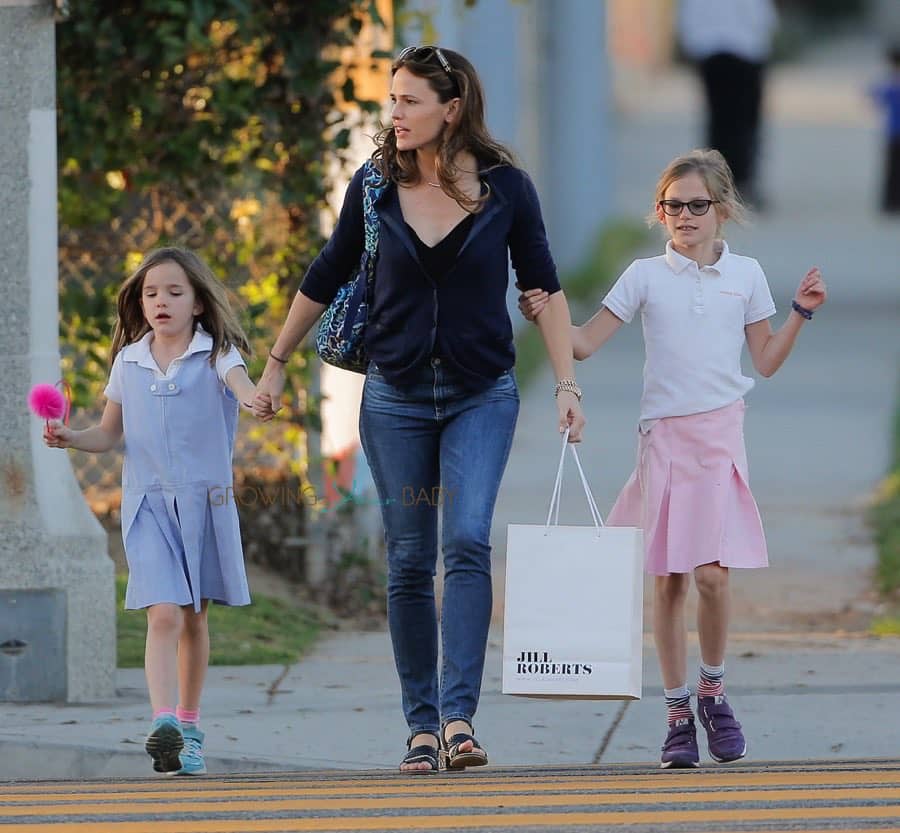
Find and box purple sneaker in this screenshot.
[660,717,699,769]
[697,694,746,763]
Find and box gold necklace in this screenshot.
[427,180,441,188]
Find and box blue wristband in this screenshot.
[791,300,814,320]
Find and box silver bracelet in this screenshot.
[554,378,583,401]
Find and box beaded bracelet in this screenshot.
[791,300,814,320]
[554,378,583,401]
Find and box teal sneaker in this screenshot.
[172,724,207,776]
[145,714,183,773]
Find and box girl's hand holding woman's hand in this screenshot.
[43,419,73,448]
[252,362,287,422]
[252,393,276,421]
[795,267,827,311]
[557,391,586,443]
[516,284,550,322]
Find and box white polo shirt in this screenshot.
[105,327,245,403]
[602,240,775,422]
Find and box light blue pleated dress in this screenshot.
[112,334,251,611]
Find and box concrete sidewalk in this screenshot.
[3,628,900,779]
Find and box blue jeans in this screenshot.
[359,360,519,736]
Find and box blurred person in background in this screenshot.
[678,0,778,208]
[870,44,900,213]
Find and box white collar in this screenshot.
[120,326,213,370]
[664,239,730,275]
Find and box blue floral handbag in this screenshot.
[315,160,386,373]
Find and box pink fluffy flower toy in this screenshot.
[27,381,71,426]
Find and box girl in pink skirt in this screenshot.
[518,148,827,768]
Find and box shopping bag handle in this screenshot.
[546,428,605,531]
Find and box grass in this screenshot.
[868,389,900,633]
[513,218,651,390]
[116,574,323,668]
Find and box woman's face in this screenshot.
[390,66,457,153]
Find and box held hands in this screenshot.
[795,267,827,313]
[557,391,586,443]
[252,362,286,422]
[516,283,550,322]
[43,419,74,449]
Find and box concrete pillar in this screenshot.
[532,0,611,272]
[0,0,116,702]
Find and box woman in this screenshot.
[254,45,585,772]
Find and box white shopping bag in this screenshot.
[502,433,644,700]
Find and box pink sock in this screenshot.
[176,706,199,725]
[152,709,176,721]
[698,662,725,698]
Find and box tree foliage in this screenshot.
[56,1,384,438]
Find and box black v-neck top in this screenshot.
[300,164,561,389]
[406,213,476,281]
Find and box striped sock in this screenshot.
[152,709,176,721]
[176,706,200,726]
[698,662,725,698]
[664,685,693,725]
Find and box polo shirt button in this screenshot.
[150,384,157,392]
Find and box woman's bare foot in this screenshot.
[443,720,475,754]
[399,732,439,772]
[442,720,488,770]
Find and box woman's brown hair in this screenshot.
[372,46,516,212]
[110,247,250,367]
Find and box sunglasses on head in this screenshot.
[658,199,719,217]
[397,45,453,76]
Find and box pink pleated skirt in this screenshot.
[607,399,768,576]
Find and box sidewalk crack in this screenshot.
[266,665,292,705]
[593,701,630,764]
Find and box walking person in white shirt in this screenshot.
[517,148,826,768]
[678,0,778,207]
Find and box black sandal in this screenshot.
[399,731,440,773]
[442,723,488,771]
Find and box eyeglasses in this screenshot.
[396,45,453,76]
[658,199,720,216]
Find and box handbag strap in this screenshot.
[361,159,383,257]
[545,429,605,531]
[361,160,385,307]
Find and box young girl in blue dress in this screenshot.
[519,149,827,768]
[44,247,257,776]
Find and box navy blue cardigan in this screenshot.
[300,163,561,389]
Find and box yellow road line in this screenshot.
[4,805,900,832]
[2,785,900,816]
[5,759,896,794]
[5,769,900,800]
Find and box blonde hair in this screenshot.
[647,148,748,229]
[372,46,516,212]
[110,247,250,367]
